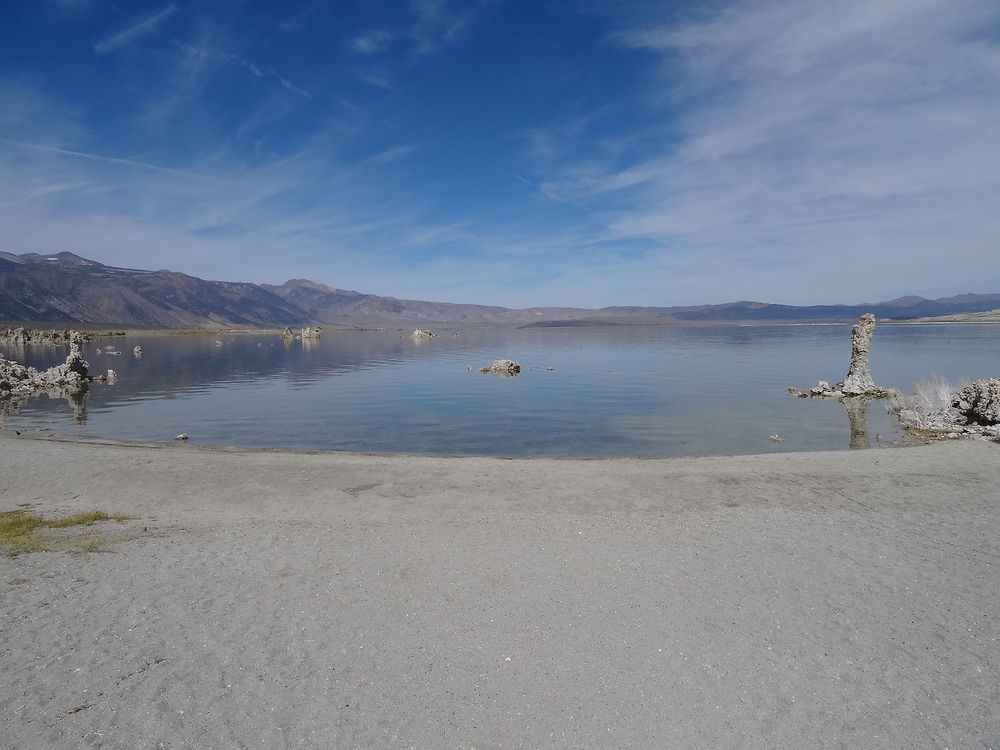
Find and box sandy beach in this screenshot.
[1,434,998,749]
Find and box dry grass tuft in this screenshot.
[0,511,46,539]
[68,539,108,555]
[47,510,130,528]
[3,533,55,557]
[0,509,134,557]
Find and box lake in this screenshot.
[2,324,997,456]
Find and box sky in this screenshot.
[1,0,999,308]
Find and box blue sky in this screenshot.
[1,0,999,307]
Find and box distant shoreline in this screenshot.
[3,317,1000,334]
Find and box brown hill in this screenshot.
[0,252,309,328]
[3,251,1000,328]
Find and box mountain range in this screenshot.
[2,251,999,329]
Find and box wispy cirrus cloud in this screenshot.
[363,144,420,165]
[0,180,93,209]
[278,2,322,33]
[353,67,393,89]
[277,76,312,99]
[536,0,1000,304]
[0,79,460,295]
[348,1,495,58]
[409,0,495,55]
[349,30,393,55]
[172,42,312,98]
[92,4,177,54]
[0,137,227,182]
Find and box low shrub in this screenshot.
[888,374,967,429]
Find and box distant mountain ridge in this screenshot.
[2,251,1000,329]
[0,251,309,328]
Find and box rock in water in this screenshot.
[301,327,321,339]
[835,314,889,396]
[789,314,893,399]
[36,337,89,385]
[410,329,436,339]
[482,359,521,377]
[0,328,94,346]
[953,379,1000,425]
[0,335,91,396]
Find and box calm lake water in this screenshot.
[2,324,997,456]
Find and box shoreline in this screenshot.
[5,319,1000,337]
[0,427,949,460]
[0,426,984,462]
[2,433,998,748]
[0,428,920,459]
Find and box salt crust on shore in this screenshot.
[1,435,998,749]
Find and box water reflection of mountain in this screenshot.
[3,330,492,408]
[0,325,858,411]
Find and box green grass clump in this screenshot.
[0,509,134,557]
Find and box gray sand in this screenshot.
[1,434,998,749]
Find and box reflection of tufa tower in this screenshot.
[842,396,872,449]
[0,384,89,427]
[68,384,89,424]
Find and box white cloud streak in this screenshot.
[279,2,322,33]
[277,76,312,99]
[93,4,178,54]
[0,137,227,182]
[408,0,496,55]
[350,30,393,55]
[172,42,312,98]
